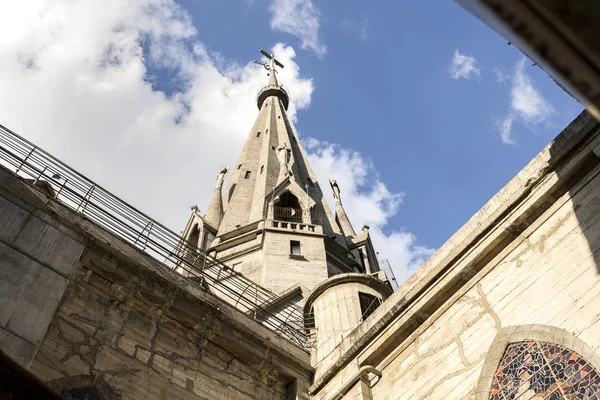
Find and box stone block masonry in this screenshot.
[0,163,312,399]
[0,166,86,368]
[31,246,308,399]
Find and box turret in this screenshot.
[304,273,392,366]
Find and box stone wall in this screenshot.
[0,164,312,399]
[31,244,310,400]
[263,229,329,294]
[309,112,600,399]
[0,167,86,368]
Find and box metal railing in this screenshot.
[379,259,399,291]
[272,206,321,225]
[0,123,309,349]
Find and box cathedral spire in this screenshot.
[204,166,228,229]
[330,179,357,237]
[195,48,372,295]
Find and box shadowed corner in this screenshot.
[548,111,600,274]
[0,348,62,399]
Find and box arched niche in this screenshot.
[475,325,600,400]
[278,191,301,209]
[272,191,304,223]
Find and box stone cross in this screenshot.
[254,49,285,75]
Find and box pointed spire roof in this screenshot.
[329,179,357,237]
[214,50,342,240]
[204,166,228,229]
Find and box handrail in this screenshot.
[272,206,321,224]
[0,123,309,349]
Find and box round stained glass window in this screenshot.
[489,341,600,399]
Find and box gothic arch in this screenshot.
[187,223,201,248]
[474,324,600,400]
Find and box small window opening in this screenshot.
[266,129,269,135]
[359,292,381,321]
[244,171,251,179]
[256,132,261,137]
[260,165,264,174]
[272,145,275,150]
[237,164,242,170]
[290,240,301,256]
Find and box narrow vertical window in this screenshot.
[290,240,301,256]
[256,132,261,137]
[244,171,251,179]
[260,165,264,174]
[237,164,242,170]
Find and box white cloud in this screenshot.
[449,49,481,81]
[0,0,313,232]
[306,140,435,283]
[494,67,508,84]
[269,0,326,57]
[0,0,430,286]
[496,57,555,145]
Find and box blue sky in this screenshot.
[178,0,582,253]
[0,0,583,283]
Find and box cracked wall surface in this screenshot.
[311,116,600,399]
[367,165,600,399]
[0,164,311,399]
[30,244,309,399]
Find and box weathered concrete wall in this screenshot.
[309,112,600,399]
[263,229,329,295]
[369,163,600,399]
[0,165,312,399]
[0,167,86,368]
[31,244,310,400]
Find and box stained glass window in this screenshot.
[489,340,600,399]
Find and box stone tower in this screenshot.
[178,50,387,308]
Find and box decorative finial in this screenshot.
[254,49,285,76]
[215,166,229,189]
[329,179,342,204]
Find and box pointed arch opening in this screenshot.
[475,325,600,400]
[183,224,201,263]
[273,191,303,223]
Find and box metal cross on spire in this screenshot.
[254,49,285,76]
